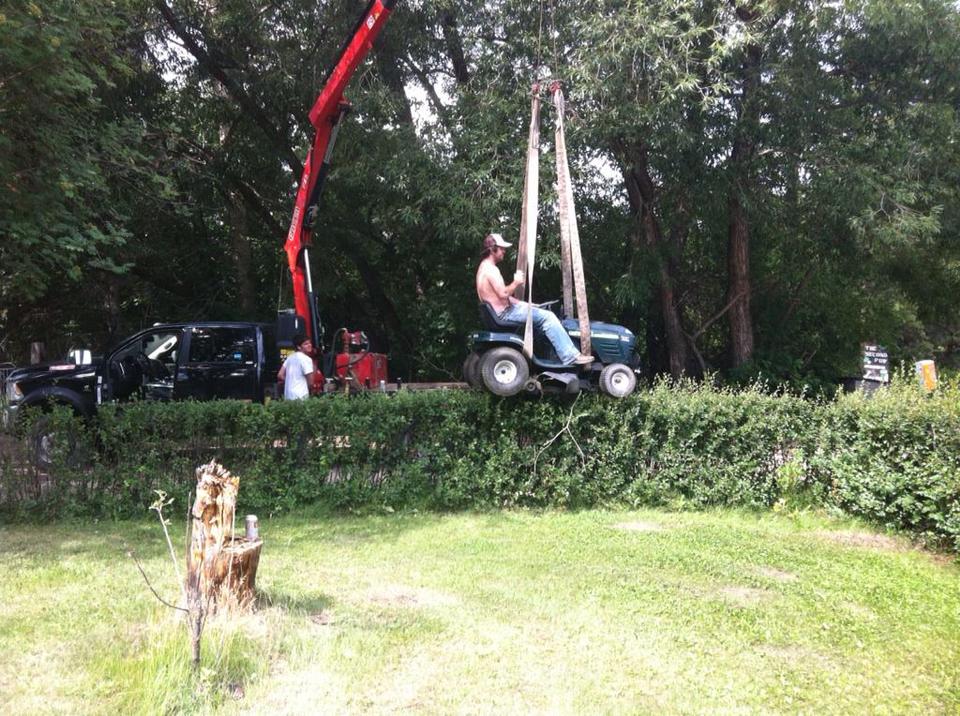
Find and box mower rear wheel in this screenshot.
[599,362,636,398]
[479,347,529,397]
[462,353,482,388]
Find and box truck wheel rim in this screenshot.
[493,360,518,384]
[38,433,56,464]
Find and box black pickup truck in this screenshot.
[2,322,281,432]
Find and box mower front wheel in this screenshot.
[599,362,637,398]
[479,347,529,397]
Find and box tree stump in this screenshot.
[186,461,262,610]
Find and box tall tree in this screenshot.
[724,0,764,368]
[0,0,181,355]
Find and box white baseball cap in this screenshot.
[483,233,512,251]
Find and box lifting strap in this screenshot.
[552,83,591,356]
[515,85,541,359]
[513,81,591,360]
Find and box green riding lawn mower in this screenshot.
[463,301,641,398]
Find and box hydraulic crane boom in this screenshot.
[284,0,398,349]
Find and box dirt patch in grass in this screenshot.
[309,610,335,626]
[612,521,666,533]
[817,530,958,567]
[367,585,459,608]
[717,585,772,607]
[842,601,877,620]
[754,644,833,668]
[816,530,906,552]
[756,566,798,582]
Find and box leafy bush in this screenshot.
[2,379,958,549]
[814,381,960,549]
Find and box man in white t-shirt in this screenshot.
[277,333,314,399]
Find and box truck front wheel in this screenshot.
[28,414,81,469]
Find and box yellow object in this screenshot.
[915,360,938,392]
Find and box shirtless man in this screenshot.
[475,232,593,366]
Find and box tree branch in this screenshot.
[399,55,449,128]
[439,9,470,84]
[127,548,189,613]
[153,0,303,176]
[533,393,586,480]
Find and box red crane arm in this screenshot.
[284,0,398,347]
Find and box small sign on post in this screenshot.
[915,360,938,392]
[862,343,890,384]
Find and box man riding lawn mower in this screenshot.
[467,233,640,399]
[463,83,640,399]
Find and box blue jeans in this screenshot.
[499,302,580,364]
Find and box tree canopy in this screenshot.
[2,0,958,385]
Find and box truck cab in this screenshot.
[3,321,280,430]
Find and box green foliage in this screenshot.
[814,381,960,549]
[4,0,960,380]
[0,0,151,302]
[4,379,959,550]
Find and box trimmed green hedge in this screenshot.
[2,380,958,549]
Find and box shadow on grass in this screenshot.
[257,588,334,615]
[0,522,174,568]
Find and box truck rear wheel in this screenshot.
[480,347,529,397]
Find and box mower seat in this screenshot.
[479,302,522,333]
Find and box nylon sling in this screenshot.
[512,81,591,361]
[552,83,592,357]
[514,85,542,359]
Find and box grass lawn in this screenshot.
[1,508,958,714]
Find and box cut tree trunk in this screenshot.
[186,460,262,610]
[727,192,754,368]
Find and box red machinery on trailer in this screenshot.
[282,0,397,392]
